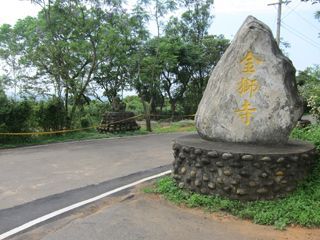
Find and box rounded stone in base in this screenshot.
[172,134,317,201]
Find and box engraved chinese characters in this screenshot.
[235,51,262,126]
[195,16,303,144]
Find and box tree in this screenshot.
[137,0,178,37]
[296,65,320,117]
[316,11,320,33]
[37,97,66,131]
[301,0,320,4]
[0,0,127,127]
[301,0,320,36]
[130,1,179,131]
[93,13,140,104]
[0,24,24,99]
[154,35,192,118]
[164,1,229,114]
[132,37,163,131]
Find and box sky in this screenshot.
[0,0,319,72]
[211,0,320,71]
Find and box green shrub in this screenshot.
[80,116,91,128]
[308,93,320,121]
[291,124,320,150]
[0,97,34,144]
[124,95,144,114]
[297,65,320,117]
[37,98,66,131]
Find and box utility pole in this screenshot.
[268,0,291,46]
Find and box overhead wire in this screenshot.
[281,22,320,49]
[286,3,320,32]
[281,1,302,20]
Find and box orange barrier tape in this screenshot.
[150,114,195,117]
[0,113,194,136]
[0,114,144,136]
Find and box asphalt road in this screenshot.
[2,132,320,240]
[0,133,186,210]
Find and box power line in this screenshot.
[281,22,320,49]
[282,21,320,47]
[286,4,320,32]
[281,1,302,20]
[282,26,320,49]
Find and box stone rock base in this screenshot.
[97,112,140,133]
[172,134,317,201]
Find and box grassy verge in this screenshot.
[152,120,196,133]
[291,124,320,150]
[146,124,320,230]
[0,120,195,149]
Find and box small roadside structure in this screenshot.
[97,97,140,133]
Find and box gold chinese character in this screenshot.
[235,100,257,126]
[240,51,262,73]
[238,78,259,97]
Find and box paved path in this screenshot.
[0,133,186,209]
[12,188,320,240]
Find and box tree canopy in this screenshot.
[0,0,229,130]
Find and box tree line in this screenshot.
[0,0,229,133]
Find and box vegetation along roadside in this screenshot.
[0,119,196,149]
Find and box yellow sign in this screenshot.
[235,100,257,126]
[237,78,259,97]
[240,51,262,73]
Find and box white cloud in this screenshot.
[0,0,41,25]
[213,0,313,14]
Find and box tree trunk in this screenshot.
[142,98,152,132]
[171,101,176,121]
[65,87,70,128]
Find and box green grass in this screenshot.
[148,124,320,229]
[291,124,320,150]
[152,120,196,133]
[0,120,195,149]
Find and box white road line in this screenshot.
[0,170,172,240]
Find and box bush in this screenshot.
[297,65,320,118]
[37,98,66,131]
[0,96,34,143]
[80,100,109,126]
[80,116,91,128]
[8,100,34,132]
[124,95,144,114]
[307,92,320,121]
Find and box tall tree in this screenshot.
[93,13,140,104]
[164,0,229,114]
[156,35,191,118]
[130,1,179,131]
[1,0,126,127]
[0,24,24,99]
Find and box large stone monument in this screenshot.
[172,16,317,200]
